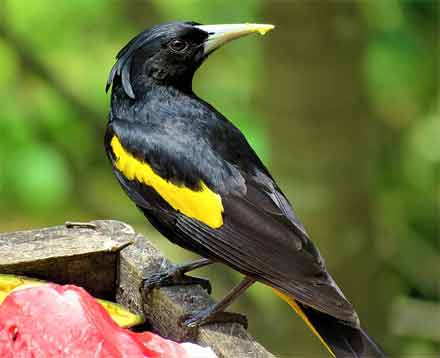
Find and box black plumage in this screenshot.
[105,21,385,357]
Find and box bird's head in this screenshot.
[106,21,274,98]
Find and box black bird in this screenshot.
[105,21,385,357]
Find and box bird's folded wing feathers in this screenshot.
[175,175,358,325]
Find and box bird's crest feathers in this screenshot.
[106,21,200,99]
[105,29,157,99]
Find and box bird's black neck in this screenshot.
[115,66,196,104]
[134,73,194,95]
[110,75,199,122]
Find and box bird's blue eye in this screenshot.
[169,40,188,53]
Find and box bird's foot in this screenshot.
[181,307,248,329]
[142,266,212,294]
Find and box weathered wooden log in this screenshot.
[0,220,275,358]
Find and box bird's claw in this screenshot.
[142,267,212,294]
[181,309,248,329]
[142,271,173,290]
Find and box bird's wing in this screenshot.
[174,171,358,324]
[105,120,358,325]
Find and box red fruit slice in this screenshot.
[0,284,216,358]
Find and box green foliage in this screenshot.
[0,0,438,356]
[10,144,71,211]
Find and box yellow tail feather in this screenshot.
[273,289,336,357]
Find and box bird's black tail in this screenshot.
[274,289,386,357]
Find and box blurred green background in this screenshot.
[0,0,438,356]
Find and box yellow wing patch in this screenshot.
[110,136,224,229]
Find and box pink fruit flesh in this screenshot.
[0,284,193,358]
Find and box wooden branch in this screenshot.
[0,221,133,298]
[0,220,275,358]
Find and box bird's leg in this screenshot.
[142,258,214,294]
[182,276,256,329]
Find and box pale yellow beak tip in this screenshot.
[245,23,275,35]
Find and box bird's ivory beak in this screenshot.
[195,23,275,55]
